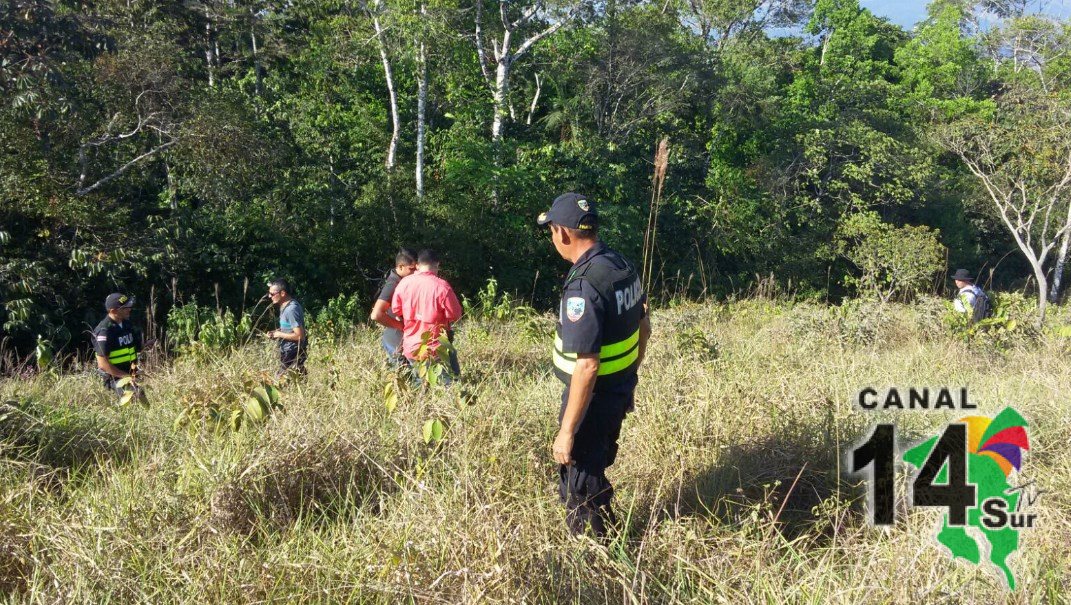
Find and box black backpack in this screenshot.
[960,286,991,322]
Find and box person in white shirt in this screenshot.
[951,269,990,323]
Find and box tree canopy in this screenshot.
[2,0,1069,352]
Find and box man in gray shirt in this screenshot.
[267,278,308,376]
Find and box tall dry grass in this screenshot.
[1,298,1069,603]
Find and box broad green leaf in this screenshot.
[119,392,134,406]
[115,377,133,388]
[244,396,268,422]
[423,418,444,444]
[384,381,398,413]
[264,385,281,407]
[251,386,271,408]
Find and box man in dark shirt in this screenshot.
[267,278,308,376]
[538,192,652,538]
[369,248,417,366]
[92,292,141,394]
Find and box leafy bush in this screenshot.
[173,371,283,433]
[410,331,458,388]
[836,211,945,302]
[310,293,363,341]
[675,327,720,362]
[166,302,254,356]
[945,291,1037,349]
[462,278,534,321]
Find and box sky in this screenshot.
[861,0,1071,29]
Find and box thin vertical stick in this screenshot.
[642,137,669,295]
[529,270,540,307]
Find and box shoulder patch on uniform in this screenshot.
[566,297,586,322]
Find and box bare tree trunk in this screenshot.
[165,160,177,211]
[526,72,541,125]
[491,44,511,145]
[1050,203,1071,302]
[415,3,427,200]
[993,198,1052,323]
[371,3,399,171]
[251,21,262,97]
[206,22,216,87]
[1033,261,1049,321]
[479,3,569,202]
[474,0,493,87]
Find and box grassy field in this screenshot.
[1,298,1069,604]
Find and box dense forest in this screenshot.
[2,0,1070,356]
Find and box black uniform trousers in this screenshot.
[558,372,637,537]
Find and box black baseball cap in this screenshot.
[105,293,135,310]
[536,192,597,230]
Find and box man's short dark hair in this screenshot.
[418,249,441,265]
[396,248,417,266]
[269,278,291,294]
[562,217,598,240]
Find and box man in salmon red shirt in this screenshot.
[390,249,463,383]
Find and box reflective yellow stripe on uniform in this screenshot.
[553,328,640,377]
[108,347,136,364]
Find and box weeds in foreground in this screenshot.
[0,301,1068,603]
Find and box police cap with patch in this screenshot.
[105,293,135,310]
[536,192,597,230]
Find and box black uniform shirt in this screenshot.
[560,241,642,355]
[559,262,606,355]
[92,316,140,372]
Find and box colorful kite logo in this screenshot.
[960,413,1029,476]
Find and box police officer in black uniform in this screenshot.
[91,293,142,394]
[538,192,652,537]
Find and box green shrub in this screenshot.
[462,278,535,321]
[945,291,1037,349]
[311,293,363,341]
[836,211,945,302]
[166,302,254,356]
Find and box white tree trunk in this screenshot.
[415,19,427,200]
[479,3,569,203]
[491,51,511,144]
[251,22,262,97]
[526,72,541,125]
[206,22,215,87]
[372,10,399,171]
[994,195,1052,323]
[1032,260,1049,322]
[1049,203,1071,302]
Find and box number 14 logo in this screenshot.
[851,424,975,526]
